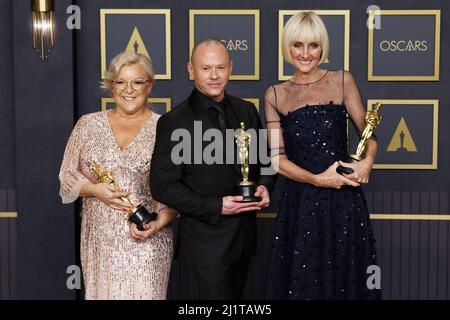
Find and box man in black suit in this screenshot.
[150,38,275,299]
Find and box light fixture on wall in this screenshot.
[32,0,55,60]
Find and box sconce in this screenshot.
[32,0,55,60]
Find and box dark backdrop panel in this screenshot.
[75,0,450,300]
[12,0,77,299]
[0,0,17,300]
[0,0,15,187]
[76,0,450,189]
[0,0,446,299]
[0,189,17,300]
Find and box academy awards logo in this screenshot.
[368,100,438,169]
[190,10,260,80]
[368,10,440,80]
[379,40,428,52]
[125,27,151,57]
[100,9,171,80]
[221,39,249,51]
[387,117,417,153]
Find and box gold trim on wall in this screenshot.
[257,213,277,219]
[100,9,171,80]
[243,98,259,112]
[101,97,171,112]
[0,212,18,218]
[368,99,438,169]
[189,9,260,80]
[367,10,440,81]
[278,10,350,81]
[370,214,450,220]
[257,213,450,220]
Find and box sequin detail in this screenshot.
[59,110,173,299]
[265,103,380,300]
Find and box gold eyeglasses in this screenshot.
[112,79,150,91]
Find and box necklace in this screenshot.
[289,70,328,102]
[295,82,313,102]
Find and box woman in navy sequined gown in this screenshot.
[264,12,381,300]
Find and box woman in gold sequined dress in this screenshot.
[59,52,176,299]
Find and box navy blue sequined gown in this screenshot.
[264,71,381,300]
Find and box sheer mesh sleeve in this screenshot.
[264,86,286,158]
[59,116,90,204]
[343,71,369,138]
[152,199,168,213]
[151,200,180,217]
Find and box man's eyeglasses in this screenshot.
[112,79,150,91]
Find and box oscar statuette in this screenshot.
[337,102,382,175]
[234,122,262,203]
[91,164,157,230]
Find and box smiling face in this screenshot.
[188,42,233,102]
[112,64,152,114]
[281,12,329,75]
[289,39,322,75]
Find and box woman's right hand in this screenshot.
[313,161,360,189]
[91,183,132,211]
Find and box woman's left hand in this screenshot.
[130,221,160,240]
[255,185,270,209]
[338,158,374,184]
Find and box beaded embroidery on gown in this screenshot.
[59,110,173,300]
[264,71,380,300]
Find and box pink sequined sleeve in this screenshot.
[59,116,90,204]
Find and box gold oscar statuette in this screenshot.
[91,164,157,230]
[234,122,261,202]
[337,102,382,175]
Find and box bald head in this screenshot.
[190,38,231,64]
[187,37,233,102]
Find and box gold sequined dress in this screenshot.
[59,110,173,300]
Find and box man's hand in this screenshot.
[221,196,261,215]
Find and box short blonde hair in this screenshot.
[281,12,329,66]
[100,52,154,93]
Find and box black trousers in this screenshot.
[182,257,250,300]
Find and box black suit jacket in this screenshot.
[150,89,275,267]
